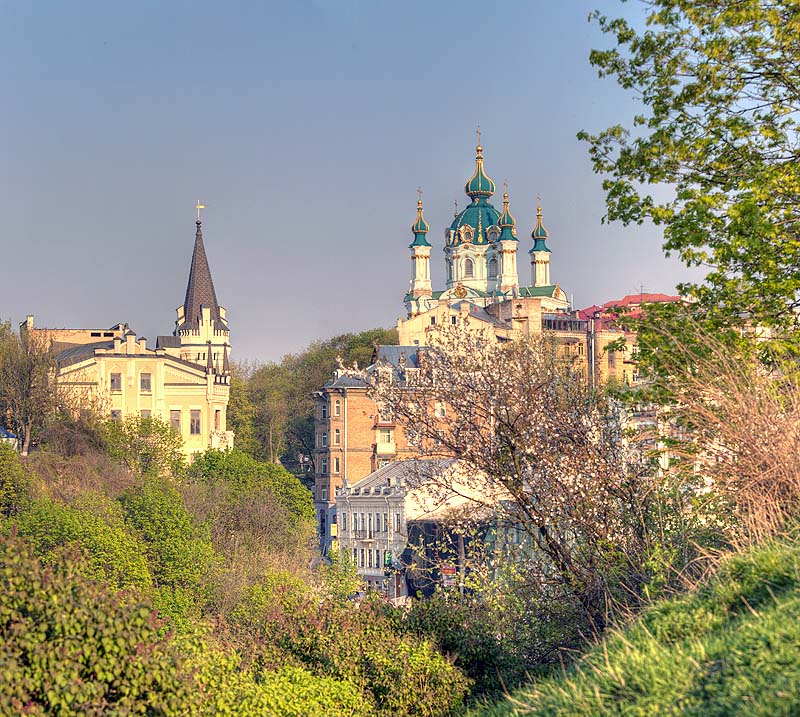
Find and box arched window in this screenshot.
[446,260,452,280]
[464,258,474,278]
[487,257,498,278]
[334,399,341,416]
[334,428,341,445]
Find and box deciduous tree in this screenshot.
[582,1,800,345]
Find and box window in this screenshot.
[360,513,365,534]
[383,512,388,533]
[376,549,381,568]
[321,402,328,420]
[333,457,340,473]
[214,409,221,430]
[190,410,201,435]
[353,548,358,565]
[110,372,122,392]
[353,512,358,531]
[170,410,181,432]
[451,315,457,325]
[368,513,372,537]
[321,486,328,501]
[319,510,327,537]
[464,258,474,278]
[341,513,347,531]
[321,458,328,474]
[368,550,373,568]
[334,428,341,445]
[334,399,341,417]
[395,512,401,533]
[110,409,122,421]
[140,373,151,392]
[430,316,436,325]
[488,257,498,278]
[375,512,382,533]
[321,431,328,447]
[360,549,365,568]
[140,409,151,419]
[378,428,394,444]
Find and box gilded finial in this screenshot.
[417,186,423,209]
[476,125,483,158]
[454,200,459,218]
[537,193,542,217]
[503,179,509,203]
[195,200,205,223]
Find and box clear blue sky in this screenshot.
[0,0,699,362]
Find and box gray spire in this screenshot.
[178,220,226,330]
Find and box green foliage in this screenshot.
[236,327,397,466]
[101,414,185,478]
[229,570,470,717]
[0,442,28,516]
[187,448,313,523]
[119,477,220,596]
[12,494,153,591]
[474,532,800,716]
[582,1,800,348]
[0,532,196,716]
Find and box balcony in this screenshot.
[352,529,376,541]
[375,441,396,456]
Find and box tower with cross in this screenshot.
[169,201,232,379]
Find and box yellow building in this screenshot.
[24,212,233,457]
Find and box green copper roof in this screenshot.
[528,197,550,252]
[498,188,518,242]
[449,198,501,245]
[464,144,496,199]
[519,285,559,298]
[410,196,431,247]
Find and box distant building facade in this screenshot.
[24,213,233,458]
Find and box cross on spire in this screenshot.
[476,125,481,146]
[195,200,205,222]
[417,186,423,204]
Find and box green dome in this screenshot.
[448,197,501,246]
[498,189,518,241]
[410,196,431,247]
[464,144,496,198]
[528,197,551,253]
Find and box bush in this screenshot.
[12,494,153,590]
[0,532,197,716]
[0,442,28,516]
[101,415,184,479]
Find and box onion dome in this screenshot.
[464,141,496,199]
[448,136,501,246]
[410,190,431,247]
[498,182,517,241]
[529,195,551,253]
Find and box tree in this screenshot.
[369,327,678,640]
[101,414,185,479]
[0,320,60,455]
[581,1,800,346]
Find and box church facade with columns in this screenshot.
[23,206,234,458]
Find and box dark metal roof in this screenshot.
[156,335,181,349]
[373,345,428,369]
[55,341,115,366]
[178,220,227,330]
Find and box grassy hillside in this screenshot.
[474,533,800,717]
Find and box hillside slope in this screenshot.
[476,534,800,716]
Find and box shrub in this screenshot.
[0,532,197,716]
[12,493,153,591]
[0,442,28,516]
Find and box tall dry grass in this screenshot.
[653,326,800,546]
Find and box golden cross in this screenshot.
[503,179,508,193]
[476,125,481,145]
[195,200,205,222]
[417,186,423,203]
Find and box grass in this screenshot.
[471,532,800,716]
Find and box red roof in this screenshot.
[578,293,682,324]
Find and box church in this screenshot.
[23,207,234,458]
[397,136,584,348]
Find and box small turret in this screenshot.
[529,195,552,287]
